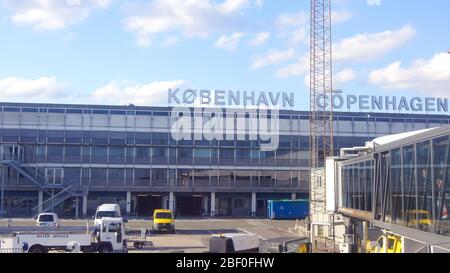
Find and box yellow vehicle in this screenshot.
[153,209,175,234]
[405,210,432,231]
[367,234,402,253]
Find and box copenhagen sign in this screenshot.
[316,91,449,113]
[168,89,295,108]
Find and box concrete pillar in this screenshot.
[126,192,131,215]
[169,192,175,212]
[38,191,43,214]
[162,195,168,209]
[210,192,216,217]
[291,192,296,200]
[251,192,256,217]
[202,195,209,216]
[362,221,369,253]
[82,195,88,217]
[75,197,79,219]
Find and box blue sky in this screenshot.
[0,0,449,111]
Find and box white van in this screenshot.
[36,213,60,228]
[94,204,121,226]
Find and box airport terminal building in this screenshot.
[0,101,449,218]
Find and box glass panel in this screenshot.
[194,148,210,165]
[92,146,107,163]
[390,149,403,224]
[177,169,193,187]
[135,169,150,187]
[64,168,81,185]
[194,169,210,187]
[235,170,252,188]
[432,136,450,236]
[92,131,108,144]
[135,147,151,164]
[219,148,234,165]
[47,130,64,143]
[109,132,126,145]
[109,146,125,164]
[218,170,234,188]
[66,131,82,144]
[47,145,63,163]
[108,169,125,186]
[152,147,167,164]
[178,148,193,165]
[91,168,107,186]
[151,169,167,187]
[65,145,82,163]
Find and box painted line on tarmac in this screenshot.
[237,227,267,241]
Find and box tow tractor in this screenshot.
[0,217,129,253]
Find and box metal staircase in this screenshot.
[31,185,89,215]
[1,155,88,216]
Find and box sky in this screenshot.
[0,0,449,112]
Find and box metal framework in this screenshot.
[309,0,334,216]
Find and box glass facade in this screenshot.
[340,128,450,237]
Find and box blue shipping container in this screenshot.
[267,200,309,220]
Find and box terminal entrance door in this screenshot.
[176,195,202,216]
[137,195,161,217]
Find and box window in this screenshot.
[21,129,37,143]
[47,145,64,163]
[135,147,151,164]
[177,169,193,187]
[152,169,167,187]
[92,146,108,163]
[109,147,125,164]
[135,132,151,145]
[178,148,193,164]
[108,169,125,186]
[47,130,64,143]
[109,132,126,145]
[92,131,108,144]
[152,132,168,145]
[91,168,107,186]
[64,168,81,185]
[135,169,150,186]
[66,131,82,144]
[65,146,82,163]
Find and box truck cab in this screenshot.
[95,204,122,226]
[95,218,127,253]
[367,234,402,253]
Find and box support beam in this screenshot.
[291,192,296,200]
[82,195,87,217]
[210,192,216,217]
[38,191,43,214]
[126,191,131,215]
[202,195,209,216]
[75,197,79,219]
[169,192,175,212]
[251,192,256,217]
[162,195,169,209]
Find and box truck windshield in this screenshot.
[96,211,117,219]
[38,215,54,222]
[155,213,172,219]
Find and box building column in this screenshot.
[82,195,88,217]
[291,192,296,200]
[38,191,43,214]
[169,192,175,212]
[202,195,209,216]
[75,197,79,219]
[251,192,256,217]
[162,195,169,209]
[210,192,216,217]
[126,192,131,215]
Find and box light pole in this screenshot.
[1,166,4,219]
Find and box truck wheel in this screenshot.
[29,245,46,253]
[98,245,112,253]
[134,242,143,249]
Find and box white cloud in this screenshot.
[335,69,356,84]
[215,32,246,51]
[251,48,295,70]
[0,76,68,102]
[161,36,180,47]
[247,32,270,46]
[332,10,352,24]
[124,0,259,47]
[287,27,307,45]
[369,52,450,96]
[275,55,309,78]
[88,80,185,106]
[333,25,416,62]
[367,0,382,6]
[4,0,112,31]
[276,11,308,29]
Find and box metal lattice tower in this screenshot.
[309,0,334,217]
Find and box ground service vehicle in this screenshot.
[367,234,402,253]
[405,210,432,231]
[95,204,121,226]
[259,237,311,253]
[209,234,260,253]
[36,213,60,228]
[0,218,127,253]
[153,209,175,234]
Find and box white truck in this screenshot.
[94,204,121,226]
[0,218,127,253]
